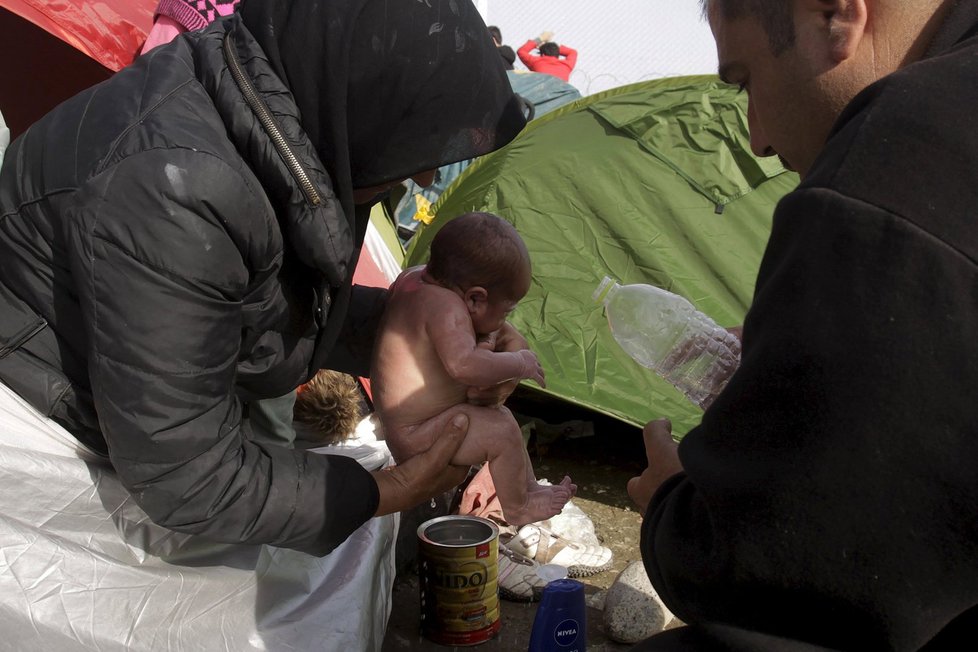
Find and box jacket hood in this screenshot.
[238,0,527,197]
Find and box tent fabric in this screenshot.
[405,75,799,436]
[393,70,583,240]
[508,70,583,119]
[591,86,786,207]
[1,0,154,71]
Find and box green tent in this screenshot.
[405,75,799,435]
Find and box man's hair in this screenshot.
[539,42,560,57]
[427,212,529,297]
[701,0,795,55]
[488,25,502,43]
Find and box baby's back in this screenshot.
[371,269,469,436]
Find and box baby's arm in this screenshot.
[428,309,546,388]
[467,322,534,407]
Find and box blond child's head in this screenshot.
[293,370,364,445]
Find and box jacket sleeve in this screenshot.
[558,45,577,69]
[517,39,539,67]
[68,147,378,556]
[498,45,516,67]
[641,187,978,649]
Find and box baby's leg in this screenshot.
[448,405,574,527]
[514,432,576,504]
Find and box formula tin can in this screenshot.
[418,515,501,646]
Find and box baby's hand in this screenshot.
[475,332,497,351]
[517,349,546,388]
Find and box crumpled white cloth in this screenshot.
[0,382,397,651]
[0,108,8,168]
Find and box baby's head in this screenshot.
[427,212,531,334]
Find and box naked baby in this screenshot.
[371,211,575,527]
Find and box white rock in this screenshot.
[602,561,674,644]
[587,589,607,611]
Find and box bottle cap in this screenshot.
[592,275,618,304]
[536,564,569,583]
[539,577,584,595]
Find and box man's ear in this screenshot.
[464,286,488,313]
[805,0,868,62]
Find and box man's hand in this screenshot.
[372,414,470,516]
[727,324,744,342]
[627,418,683,515]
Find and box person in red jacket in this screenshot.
[517,31,577,82]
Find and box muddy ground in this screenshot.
[382,389,657,651]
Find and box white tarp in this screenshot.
[0,382,398,651]
[0,109,9,167]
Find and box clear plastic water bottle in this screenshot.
[592,276,741,410]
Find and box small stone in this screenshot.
[586,589,607,611]
[601,561,674,644]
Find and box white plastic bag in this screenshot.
[0,383,397,651]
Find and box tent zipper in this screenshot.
[222,34,321,207]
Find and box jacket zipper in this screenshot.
[222,34,322,206]
[0,317,47,359]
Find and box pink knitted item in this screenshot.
[154,0,240,32]
[142,16,185,54]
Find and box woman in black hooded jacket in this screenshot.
[0,0,526,556]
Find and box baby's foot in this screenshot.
[553,475,577,500]
[505,482,574,527]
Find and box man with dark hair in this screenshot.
[488,25,516,70]
[700,0,795,54]
[517,31,577,82]
[537,42,559,57]
[628,0,978,650]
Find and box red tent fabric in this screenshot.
[0,0,155,138]
[3,0,155,70]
